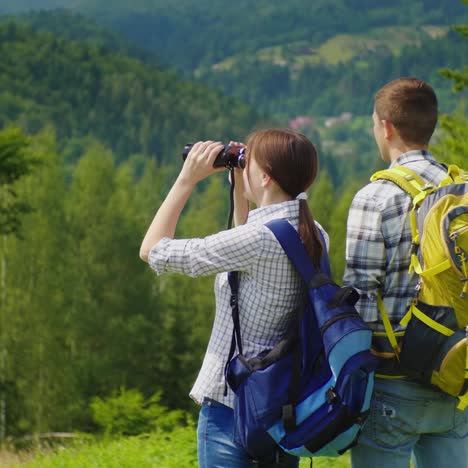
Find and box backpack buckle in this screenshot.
[326,386,338,404]
[410,243,419,255]
[282,404,296,431]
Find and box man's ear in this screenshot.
[381,119,395,140]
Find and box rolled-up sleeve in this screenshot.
[148,224,264,277]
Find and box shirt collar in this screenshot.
[247,199,300,224]
[390,149,435,168]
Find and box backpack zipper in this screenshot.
[320,312,361,335]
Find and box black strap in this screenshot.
[225,169,243,396]
[227,170,241,355]
[228,271,243,356]
[227,167,235,230]
[282,309,302,431]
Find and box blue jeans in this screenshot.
[197,398,299,468]
[351,378,468,468]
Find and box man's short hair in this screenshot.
[374,77,438,146]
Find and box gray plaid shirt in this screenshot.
[343,150,447,330]
[149,199,328,408]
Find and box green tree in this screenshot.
[432,2,468,167]
[327,185,361,282]
[0,127,37,237]
[149,174,229,411]
[0,128,74,437]
[309,170,335,236]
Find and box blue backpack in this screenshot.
[225,218,378,462]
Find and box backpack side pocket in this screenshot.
[399,301,468,396]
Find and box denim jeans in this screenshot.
[351,378,468,468]
[197,398,300,468]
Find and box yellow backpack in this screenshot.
[370,164,468,408]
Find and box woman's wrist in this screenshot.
[175,173,198,191]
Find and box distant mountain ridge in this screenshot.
[0,0,466,185]
[0,0,467,71]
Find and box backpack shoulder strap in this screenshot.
[371,165,431,269]
[443,164,468,185]
[265,218,331,282]
[370,165,425,200]
[265,218,327,432]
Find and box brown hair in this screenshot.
[374,77,438,146]
[245,128,323,267]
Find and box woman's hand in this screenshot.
[139,140,226,261]
[179,140,225,185]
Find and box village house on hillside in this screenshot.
[289,115,315,131]
[325,112,353,127]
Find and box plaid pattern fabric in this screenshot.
[149,199,329,408]
[343,150,447,330]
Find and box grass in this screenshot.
[1,426,351,468]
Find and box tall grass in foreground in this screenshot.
[2,426,350,468]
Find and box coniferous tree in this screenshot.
[0,127,37,237]
[327,185,361,282]
[432,3,468,167]
[309,170,335,237]
[148,174,229,411]
[0,128,74,436]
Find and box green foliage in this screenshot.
[309,172,362,282]
[90,388,186,436]
[328,187,360,282]
[440,67,468,91]
[0,128,79,437]
[69,0,468,71]
[198,28,468,118]
[8,9,159,66]
[19,427,350,468]
[22,428,199,468]
[0,21,260,164]
[431,111,468,167]
[310,170,335,236]
[0,128,220,438]
[1,0,467,449]
[432,4,468,168]
[0,127,39,236]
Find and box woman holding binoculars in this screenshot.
[140,128,328,468]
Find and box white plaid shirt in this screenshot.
[148,199,329,408]
[343,150,447,330]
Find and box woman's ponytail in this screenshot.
[298,199,324,269]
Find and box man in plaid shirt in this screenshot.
[343,78,468,468]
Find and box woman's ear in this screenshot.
[260,171,272,188]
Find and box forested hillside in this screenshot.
[4,9,161,66]
[0,17,369,439]
[2,0,467,71]
[197,28,468,118]
[0,0,466,453]
[66,0,468,147]
[51,0,468,70]
[0,16,263,440]
[0,21,261,164]
[4,7,467,186]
